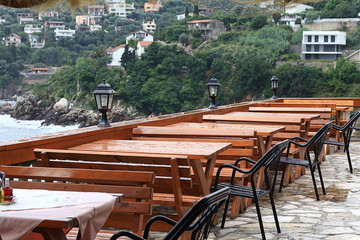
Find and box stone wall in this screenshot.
[303,18,360,31]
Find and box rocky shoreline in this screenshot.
[0,94,144,128]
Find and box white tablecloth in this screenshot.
[0,189,117,240]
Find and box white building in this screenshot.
[126,30,154,44]
[24,24,43,35]
[54,28,76,40]
[38,11,59,21]
[137,41,152,57]
[5,33,22,46]
[107,0,135,18]
[108,44,134,66]
[302,31,346,60]
[90,24,102,32]
[278,15,301,28]
[19,17,34,25]
[142,20,156,33]
[29,36,45,48]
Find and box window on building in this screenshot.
[307,35,311,42]
[315,35,319,42]
[324,45,335,52]
[305,54,311,60]
[314,54,319,59]
[306,45,311,51]
[331,35,335,42]
[315,45,319,52]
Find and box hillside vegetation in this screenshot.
[2,0,360,116]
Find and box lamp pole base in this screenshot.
[208,98,218,109]
[98,112,111,127]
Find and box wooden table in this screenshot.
[0,189,122,240]
[168,122,285,155]
[223,111,320,139]
[70,140,232,195]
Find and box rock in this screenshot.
[53,98,69,113]
[11,94,52,120]
[0,102,13,114]
[108,101,144,123]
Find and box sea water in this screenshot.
[0,114,79,141]
[0,99,79,141]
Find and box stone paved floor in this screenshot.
[210,141,360,240]
[149,141,360,240]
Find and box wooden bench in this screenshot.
[0,165,154,235]
[33,148,198,223]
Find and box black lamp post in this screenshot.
[271,75,279,99]
[207,76,220,109]
[92,80,116,127]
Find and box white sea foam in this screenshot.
[0,114,79,141]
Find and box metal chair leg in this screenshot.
[317,164,326,196]
[268,191,281,233]
[309,165,320,200]
[253,196,266,240]
[345,146,353,173]
[221,195,231,228]
[279,163,286,193]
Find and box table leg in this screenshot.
[190,159,210,196]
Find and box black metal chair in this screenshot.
[213,140,289,240]
[110,187,230,240]
[279,122,333,201]
[324,111,360,173]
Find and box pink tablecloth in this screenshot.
[0,189,117,240]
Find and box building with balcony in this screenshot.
[301,31,346,60]
[76,15,102,26]
[142,20,156,33]
[38,11,59,21]
[29,36,45,48]
[144,2,162,12]
[54,28,76,40]
[107,0,135,18]
[44,21,65,30]
[24,24,43,35]
[19,17,34,25]
[187,19,226,39]
[17,13,34,21]
[88,5,105,15]
[126,30,154,44]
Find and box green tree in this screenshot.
[250,15,267,29]
[121,44,135,70]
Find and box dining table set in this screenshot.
[0,99,356,240]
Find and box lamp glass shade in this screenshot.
[95,94,108,111]
[208,85,218,97]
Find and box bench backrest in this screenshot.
[0,165,154,233]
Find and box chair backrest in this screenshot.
[146,187,230,240]
[307,122,333,161]
[250,140,289,174]
[343,111,360,130]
